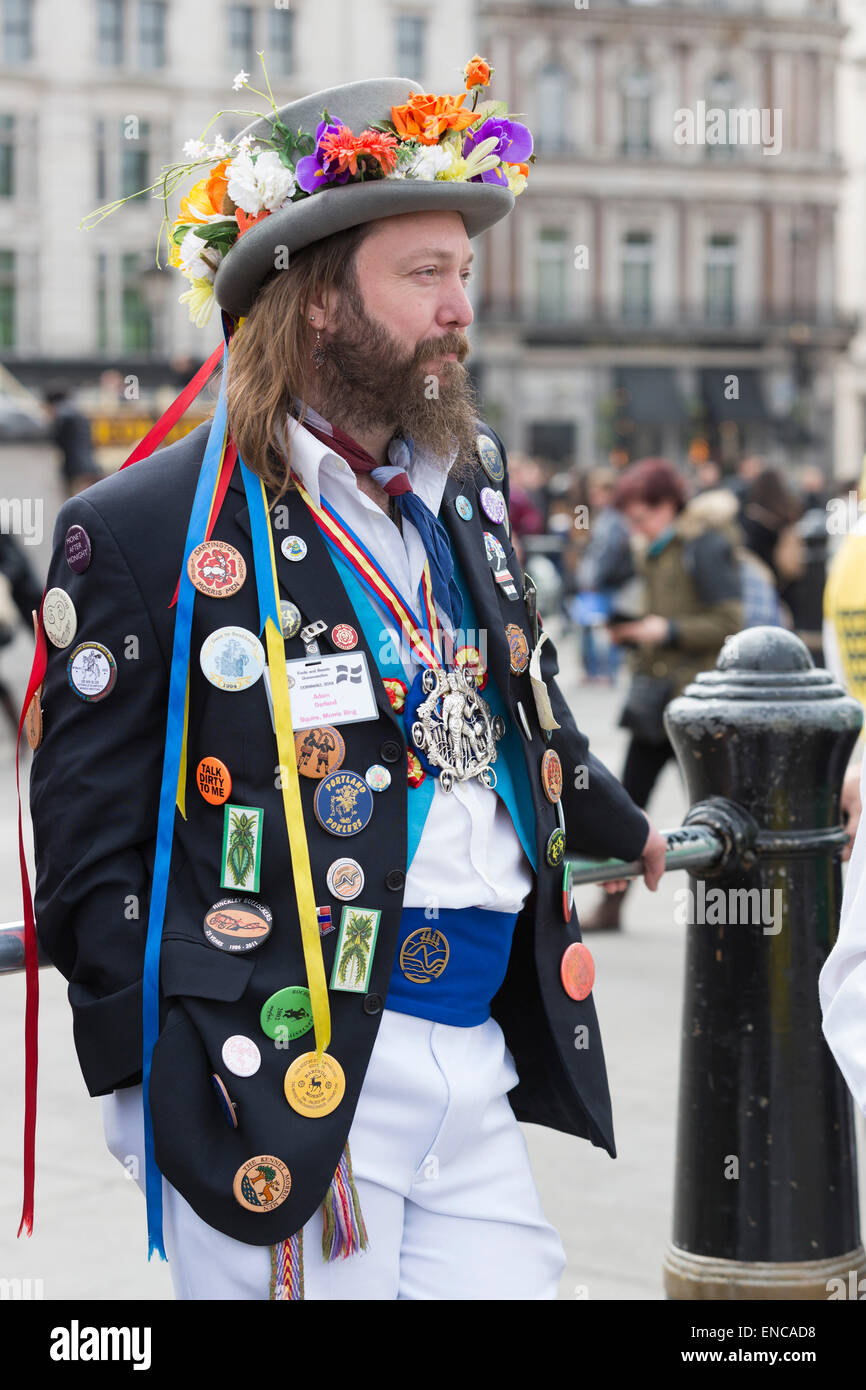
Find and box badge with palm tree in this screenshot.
[330,905,382,994]
[220,804,264,894]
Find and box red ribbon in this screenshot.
[17,596,47,1236]
[120,344,224,472]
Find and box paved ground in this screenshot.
[0,442,862,1300]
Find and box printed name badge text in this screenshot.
[263,651,379,731]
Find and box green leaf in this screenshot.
[192,219,237,240]
[469,99,509,124]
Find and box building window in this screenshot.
[98,0,125,67]
[0,249,14,346]
[121,252,152,350]
[535,64,572,154]
[535,227,569,322]
[622,230,653,323]
[120,118,151,198]
[705,233,737,324]
[621,68,652,155]
[138,0,166,70]
[268,6,294,77]
[228,4,254,72]
[3,0,32,63]
[96,253,108,351]
[395,15,426,80]
[0,114,13,196]
[705,72,737,160]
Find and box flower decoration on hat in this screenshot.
[82,52,534,325]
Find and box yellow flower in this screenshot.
[505,165,528,196]
[178,276,216,327]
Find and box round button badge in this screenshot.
[541,748,563,803]
[233,1155,292,1213]
[211,1073,239,1129]
[64,524,92,573]
[281,535,307,562]
[203,898,273,953]
[294,726,346,779]
[280,600,302,639]
[326,857,365,901]
[67,642,117,702]
[399,927,450,984]
[196,756,232,804]
[455,495,473,521]
[313,770,374,837]
[260,986,313,1042]
[43,588,77,649]
[545,827,566,869]
[331,623,358,651]
[200,626,265,692]
[25,691,42,750]
[479,487,507,526]
[365,764,391,792]
[284,1051,346,1117]
[476,433,505,484]
[561,942,595,1001]
[187,540,246,598]
[221,1034,261,1077]
[562,862,574,923]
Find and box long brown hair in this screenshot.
[225,221,376,504]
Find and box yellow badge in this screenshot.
[284,1051,346,1117]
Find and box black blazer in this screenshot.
[29,420,649,1245]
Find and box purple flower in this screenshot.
[295,117,355,193]
[463,117,533,185]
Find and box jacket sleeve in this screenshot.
[668,531,743,654]
[29,492,170,1096]
[491,426,650,864]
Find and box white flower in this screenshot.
[226,148,296,214]
[179,276,217,327]
[206,133,232,159]
[232,70,250,92]
[182,138,207,160]
[236,134,256,151]
[400,143,455,181]
[176,228,223,281]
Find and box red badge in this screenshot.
[187,540,246,598]
[196,755,232,804]
[561,942,595,1001]
[383,678,407,713]
[541,748,562,803]
[331,623,359,650]
[455,645,488,691]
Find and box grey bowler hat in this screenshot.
[213,77,515,318]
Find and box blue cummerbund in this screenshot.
[386,906,520,1027]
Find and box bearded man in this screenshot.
[27,73,665,1301]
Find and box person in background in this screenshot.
[582,457,744,931]
[739,466,802,581]
[43,384,101,498]
[571,469,633,684]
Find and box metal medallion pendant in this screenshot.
[404,664,505,793]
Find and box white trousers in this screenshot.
[102,1007,566,1300]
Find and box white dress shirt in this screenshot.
[284,405,534,915]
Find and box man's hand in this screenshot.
[601,819,667,894]
[841,760,862,863]
[609,615,670,647]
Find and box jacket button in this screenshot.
[363,993,383,1015]
[385,869,406,891]
[381,740,403,764]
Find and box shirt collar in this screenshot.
[286,398,456,516]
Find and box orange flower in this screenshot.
[236,207,271,235]
[391,92,478,146]
[178,161,230,224]
[464,56,491,90]
[319,125,399,176]
[509,162,529,176]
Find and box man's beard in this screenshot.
[306,282,483,482]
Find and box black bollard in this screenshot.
[662,625,865,1298]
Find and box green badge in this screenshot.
[330,905,382,994]
[220,804,264,893]
[260,986,313,1042]
[545,827,565,868]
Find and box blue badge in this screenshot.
[313,769,374,837]
[476,433,504,484]
[455,495,473,521]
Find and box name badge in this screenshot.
[263,651,379,731]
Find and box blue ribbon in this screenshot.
[140,346,230,1259]
[239,457,280,632]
